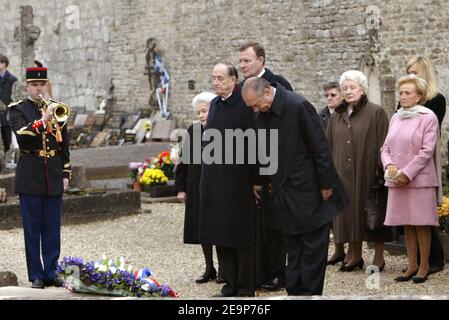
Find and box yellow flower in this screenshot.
[438,196,449,218]
[139,168,168,186]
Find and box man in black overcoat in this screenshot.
[242,77,348,295]
[0,54,17,155]
[199,63,262,297]
[238,41,292,291]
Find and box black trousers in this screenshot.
[258,229,287,285]
[216,245,255,296]
[257,186,287,285]
[286,222,331,296]
[1,124,11,153]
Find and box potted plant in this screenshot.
[128,162,145,192]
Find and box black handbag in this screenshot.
[364,172,388,231]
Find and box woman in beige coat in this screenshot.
[326,70,394,272]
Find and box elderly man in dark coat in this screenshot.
[238,41,292,291]
[199,63,261,297]
[242,77,348,295]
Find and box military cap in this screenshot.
[26,67,48,82]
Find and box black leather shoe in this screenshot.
[44,278,64,288]
[412,273,429,284]
[340,259,364,272]
[31,279,45,289]
[215,274,226,284]
[394,270,418,282]
[260,277,285,292]
[327,254,346,265]
[195,269,217,283]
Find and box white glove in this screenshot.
[63,178,69,191]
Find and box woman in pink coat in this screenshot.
[381,74,440,284]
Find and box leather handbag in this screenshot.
[364,172,388,231]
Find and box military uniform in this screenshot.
[9,98,71,195]
[7,67,71,288]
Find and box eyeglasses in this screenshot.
[325,93,337,97]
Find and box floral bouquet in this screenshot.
[438,196,449,233]
[57,256,178,298]
[147,151,175,179]
[139,168,168,186]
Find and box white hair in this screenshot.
[339,70,368,92]
[192,92,217,112]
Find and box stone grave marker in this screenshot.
[124,129,137,143]
[151,120,175,141]
[67,110,77,130]
[74,114,88,129]
[90,131,111,148]
[121,113,140,131]
[106,112,123,130]
[83,113,97,133]
[133,118,150,144]
[107,129,121,146]
[94,113,106,130]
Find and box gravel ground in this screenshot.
[1,202,448,298]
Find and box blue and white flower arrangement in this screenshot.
[57,256,178,298]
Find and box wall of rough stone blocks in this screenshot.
[1,0,448,145]
[0,0,113,112]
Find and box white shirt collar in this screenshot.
[257,68,266,78]
[222,91,233,100]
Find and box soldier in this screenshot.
[8,67,71,289]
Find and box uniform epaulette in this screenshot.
[8,100,23,108]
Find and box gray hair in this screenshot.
[192,91,217,111]
[339,70,368,92]
[323,80,340,91]
[241,77,270,97]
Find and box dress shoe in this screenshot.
[394,270,418,282]
[44,278,64,288]
[260,277,285,292]
[215,274,226,284]
[31,279,45,289]
[326,254,346,265]
[339,259,364,272]
[412,273,429,284]
[195,269,217,283]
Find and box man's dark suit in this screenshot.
[254,68,292,289]
[255,84,348,295]
[261,68,293,91]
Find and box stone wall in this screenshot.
[0,0,113,111]
[1,0,448,138]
